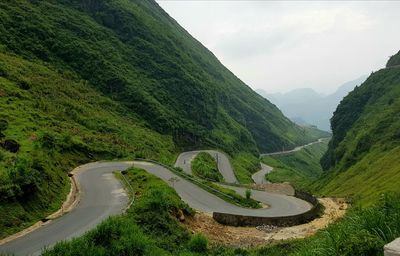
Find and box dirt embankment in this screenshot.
[184,197,347,248]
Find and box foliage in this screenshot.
[0,52,175,238]
[387,50,400,67]
[188,234,208,253]
[0,0,320,157]
[245,189,252,200]
[231,152,261,183]
[191,152,222,181]
[319,65,400,205]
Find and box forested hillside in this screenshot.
[387,50,400,67]
[0,0,322,155]
[319,52,400,204]
[0,0,324,236]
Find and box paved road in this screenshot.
[260,138,324,157]
[0,160,311,255]
[251,163,273,184]
[253,139,325,184]
[135,161,311,216]
[0,162,131,256]
[175,150,238,183]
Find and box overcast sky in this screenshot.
[157,1,400,94]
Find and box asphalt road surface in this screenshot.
[175,150,238,183]
[251,163,273,184]
[253,139,325,184]
[0,162,131,256]
[1,161,312,255]
[260,138,324,157]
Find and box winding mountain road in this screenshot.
[260,138,324,157]
[0,159,312,255]
[175,150,238,183]
[251,163,273,184]
[253,138,325,184]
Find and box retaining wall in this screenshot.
[213,190,322,227]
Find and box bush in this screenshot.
[245,189,251,200]
[188,234,208,253]
[0,119,8,131]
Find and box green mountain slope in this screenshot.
[0,0,325,236]
[0,0,321,155]
[319,53,400,205]
[387,50,400,67]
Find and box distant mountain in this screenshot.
[256,75,368,131]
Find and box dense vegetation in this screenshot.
[319,59,400,205]
[0,0,323,155]
[387,50,400,67]
[262,140,328,191]
[0,52,175,238]
[0,0,326,236]
[191,152,222,181]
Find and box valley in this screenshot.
[1,1,400,255]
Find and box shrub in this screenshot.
[245,189,251,200]
[188,234,208,253]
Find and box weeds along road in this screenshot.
[0,160,312,255]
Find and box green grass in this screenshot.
[191,152,222,182]
[261,140,328,191]
[319,65,400,205]
[231,152,261,183]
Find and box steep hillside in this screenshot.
[0,0,323,236]
[387,50,400,67]
[0,0,320,155]
[319,56,400,205]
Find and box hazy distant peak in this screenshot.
[256,75,368,131]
